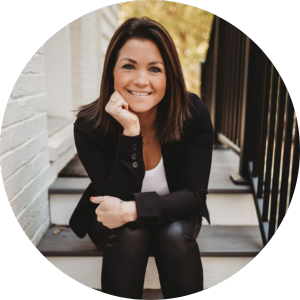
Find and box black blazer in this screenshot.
[69,93,213,238]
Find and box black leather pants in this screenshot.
[88,215,203,299]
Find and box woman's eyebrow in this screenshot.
[119,57,164,65]
[119,58,137,63]
[148,61,164,66]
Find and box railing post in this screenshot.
[201,15,299,244]
[213,17,226,147]
[210,16,219,133]
[290,122,299,202]
[278,95,295,226]
[230,37,253,184]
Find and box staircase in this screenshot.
[37,148,263,296]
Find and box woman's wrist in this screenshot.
[123,125,140,136]
[121,201,138,222]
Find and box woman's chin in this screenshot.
[129,106,149,114]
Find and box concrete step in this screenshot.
[95,289,163,299]
[45,143,261,293]
[49,177,258,226]
[37,225,263,290]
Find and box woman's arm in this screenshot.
[132,96,213,226]
[74,120,145,200]
[73,91,146,229]
[70,118,143,235]
[74,91,146,200]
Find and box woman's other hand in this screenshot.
[105,91,140,136]
[91,196,138,229]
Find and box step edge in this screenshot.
[40,250,260,258]
[49,187,252,195]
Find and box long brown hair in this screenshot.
[77,17,191,144]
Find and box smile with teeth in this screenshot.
[129,90,152,96]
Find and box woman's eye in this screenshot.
[122,64,135,70]
[149,67,161,73]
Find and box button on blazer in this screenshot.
[70,93,213,238]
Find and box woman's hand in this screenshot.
[91,196,138,229]
[105,91,140,136]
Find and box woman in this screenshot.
[70,17,213,299]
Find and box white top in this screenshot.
[141,156,170,196]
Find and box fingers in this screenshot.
[105,91,128,114]
[105,92,140,131]
[90,196,105,204]
[111,91,124,104]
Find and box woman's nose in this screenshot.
[133,71,149,86]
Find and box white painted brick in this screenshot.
[1,37,49,250]
[0,9,121,248]
[0,113,47,155]
[2,103,18,128]
[3,93,47,127]
[3,148,49,199]
[24,189,50,240]
[21,186,49,226]
[11,74,46,98]
[3,98,34,127]
[35,94,47,113]
[18,186,49,237]
[31,219,49,246]
[1,131,48,180]
[22,54,45,74]
[9,165,50,217]
[0,126,17,153]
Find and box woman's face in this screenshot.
[113,38,167,115]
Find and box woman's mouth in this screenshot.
[128,90,152,96]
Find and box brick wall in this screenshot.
[0,4,119,246]
[0,45,51,245]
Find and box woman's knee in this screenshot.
[152,220,198,259]
[108,225,150,259]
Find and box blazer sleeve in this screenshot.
[133,98,213,226]
[73,119,145,201]
[70,119,147,237]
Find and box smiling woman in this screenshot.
[69,17,213,299]
[76,17,189,145]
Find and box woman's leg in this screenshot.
[150,216,203,299]
[88,216,150,299]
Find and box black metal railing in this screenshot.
[201,16,299,245]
